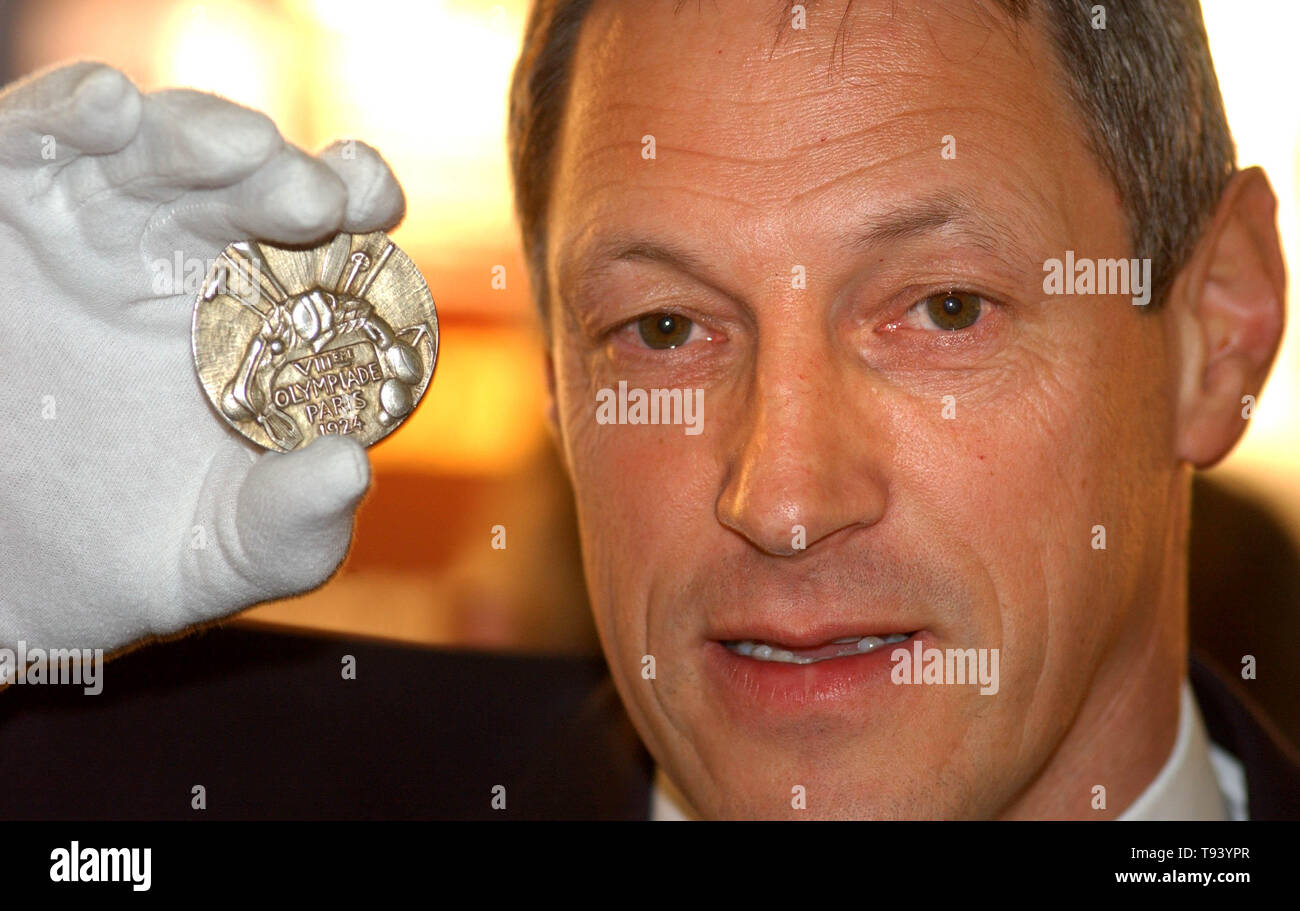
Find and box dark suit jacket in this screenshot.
[0,626,1293,819]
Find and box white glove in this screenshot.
[0,62,407,652]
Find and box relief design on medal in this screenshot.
[193,232,439,452]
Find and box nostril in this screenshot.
[715,491,809,556]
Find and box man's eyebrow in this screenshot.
[565,237,716,304]
[564,193,1035,302]
[841,191,1031,265]
[598,239,707,274]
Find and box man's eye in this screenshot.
[636,312,694,349]
[913,291,983,331]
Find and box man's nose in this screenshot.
[715,333,888,556]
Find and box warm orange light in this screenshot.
[156,1,314,139]
[370,324,548,474]
[296,0,528,267]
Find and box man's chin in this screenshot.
[675,764,983,820]
[657,700,998,819]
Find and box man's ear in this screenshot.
[1172,166,1287,468]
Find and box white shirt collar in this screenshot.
[1118,678,1245,820]
[650,766,695,821]
[650,678,1247,820]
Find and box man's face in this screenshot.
[546,0,1180,818]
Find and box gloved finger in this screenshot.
[99,89,283,198]
[316,140,407,233]
[188,435,370,605]
[0,62,141,160]
[171,144,349,249]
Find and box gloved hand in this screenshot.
[0,62,406,653]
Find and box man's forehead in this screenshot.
[565,0,1043,111]
[548,1,1075,295]
[552,0,1066,195]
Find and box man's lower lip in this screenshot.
[703,632,927,715]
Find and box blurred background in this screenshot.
[1,0,599,654]
[0,0,1296,679]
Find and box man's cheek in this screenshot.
[561,404,715,593]
[891,360,1103,625]
[945,363,1131,680]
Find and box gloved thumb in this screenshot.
[233,434,370,595]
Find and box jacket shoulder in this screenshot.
[0,626,653,819]
[1189,650,1300,820]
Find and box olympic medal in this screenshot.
[192,232,439,452]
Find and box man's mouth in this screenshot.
[722,632,913,665]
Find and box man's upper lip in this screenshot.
[709,621,917,649]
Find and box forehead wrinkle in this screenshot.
[567,133,849,176]
[589,2,1030,107]
[568,7,1045,166]
[764,0,1028,70]
[565,103,1034,207]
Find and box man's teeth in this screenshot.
[727,633,910,664]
